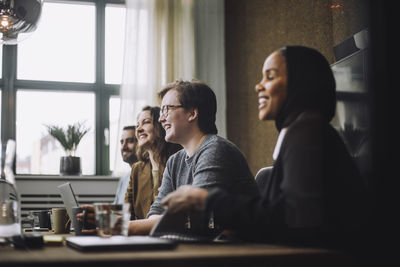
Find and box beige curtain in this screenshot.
[113,0,225,175]
[113,0,196,175]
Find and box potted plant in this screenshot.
[45,122,90,176]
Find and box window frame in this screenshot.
[0,0,125,176]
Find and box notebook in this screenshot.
[66,235,177,252]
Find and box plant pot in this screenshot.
[60,156,81,176]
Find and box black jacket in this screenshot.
[206,111,367,247]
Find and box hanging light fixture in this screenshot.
[0,0,42,45]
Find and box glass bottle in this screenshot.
[0,140,21,237]
[0,179,21,237]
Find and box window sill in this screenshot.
[15,174,119,181]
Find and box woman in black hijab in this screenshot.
[161,46,367,248]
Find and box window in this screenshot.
[105,4,126,84]
[0,0,126,175]
[16,91,95,174]
[17,2,95,82]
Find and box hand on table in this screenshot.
[76,205,97,235]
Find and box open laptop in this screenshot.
[57,182,80,230]
[57,182,79,217]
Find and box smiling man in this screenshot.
[114,125,138,204]
[127,80,259,235]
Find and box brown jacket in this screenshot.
[124,161,164,219]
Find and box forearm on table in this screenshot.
[127,215,162,235]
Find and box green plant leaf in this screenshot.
[45,121,90,156]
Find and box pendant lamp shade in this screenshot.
[0,0,42,45]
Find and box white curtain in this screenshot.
[113,0,225,175]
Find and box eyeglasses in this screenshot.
[160,105,183,117]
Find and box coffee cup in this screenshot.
[38,210,52,230]
[71,207,83,235]
[51,207,70,234]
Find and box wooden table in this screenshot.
[1,231,359,267]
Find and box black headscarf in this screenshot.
[275,46,336,131]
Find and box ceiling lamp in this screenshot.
[0,0,42,45]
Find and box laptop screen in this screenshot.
[57,182,79,221]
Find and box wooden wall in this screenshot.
[225,0,369,175]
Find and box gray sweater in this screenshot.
[147,135,259,217]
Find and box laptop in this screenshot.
[57,182,80,230]
[66,235,177,252]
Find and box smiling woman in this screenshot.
[136,110,156,149]
[255,51,288,121]
[123,106,181,220]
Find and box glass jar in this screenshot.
[0,179,21,237]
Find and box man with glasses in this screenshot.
[127,80,259,235]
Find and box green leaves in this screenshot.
[45,122,90,156]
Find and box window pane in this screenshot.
[16,90,95,175]
[105,5,126,84]
[109,96,120,171]
[17,2,95,82]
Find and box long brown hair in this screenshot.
[136,105,181,166]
